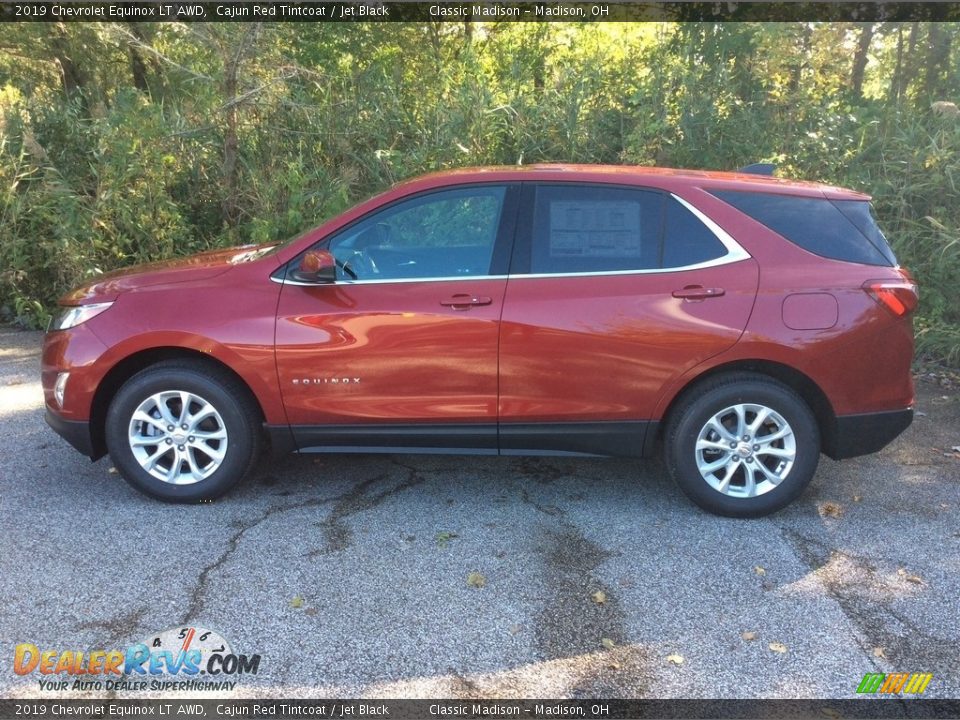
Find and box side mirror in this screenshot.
[291,250,337,284]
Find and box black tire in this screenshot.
[664,373,820,518]
[105,360,261,502]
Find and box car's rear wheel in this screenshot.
[664,373,820,517]
[105,361,261,502]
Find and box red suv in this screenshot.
[41,165,917,517]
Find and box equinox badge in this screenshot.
[292,377,361,385]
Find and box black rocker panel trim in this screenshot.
[266,421,655,459]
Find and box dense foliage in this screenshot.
[1,21,958,363]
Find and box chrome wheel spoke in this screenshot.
[758,426,791,443]
[185,448,205,479]
[748,407,771,435]
[696,438,730,452]
[191,427,227,441]
[132,411,167,432]
[742,463,758,497]
[194,440,225,462]
[186,404,217,429]
[164,453,182,482]
[699,455,732,475]
[705,418,737,443]
[754,461,782,486]
[156,398,180,427]
[716,460,738,494]
[177,391,191,425]
[757,446,795,460]
[144,446,169,469]
[734,404,747,438]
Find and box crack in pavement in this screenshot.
[308,461,425,558]
[76,606,149,649]
[781,526,954,675]
[182,492,345,623]
[183,461,426,622]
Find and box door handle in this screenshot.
[440,294,493,308]
[672,285,725,300]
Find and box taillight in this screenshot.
[863,275,918,317]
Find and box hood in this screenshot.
[60,244,278,305]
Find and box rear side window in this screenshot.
[662,196,728,268]
[529,186,728,274]
[711,190,896,267]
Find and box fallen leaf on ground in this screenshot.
[435,531,458,548]
[592,590,607,605]
[601,638,616,650]
[741,631,757,642]
[818,501,844,519]
[466,571,486,588]
[289,595,304,609]
[897,568,924,585]
[666,654,684,666]
[753,566,766,576]
[873,647,887,659]
[304,608,317,617]
[768,642,788,654]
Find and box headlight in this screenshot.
[51,301,114,330]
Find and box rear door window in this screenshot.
[526,185,729,274]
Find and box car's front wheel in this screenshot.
[664,373,820,517]
[105,361,261,502]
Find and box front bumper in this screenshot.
[825,408,914,460]
[45,410,98,459]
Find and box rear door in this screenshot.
[498,183,759,456]
[274,184,518,452]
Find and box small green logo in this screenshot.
[857,672,932,695]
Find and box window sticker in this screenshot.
[548,201,642,259]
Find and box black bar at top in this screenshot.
[2,1,960,23]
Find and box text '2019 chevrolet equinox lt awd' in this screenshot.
[42,165,917,517]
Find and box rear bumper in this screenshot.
[45,409,98,459]
[825,408,913,460]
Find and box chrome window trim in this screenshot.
[272,192,751,286]
[511,256,750,280]
[271,274,508,287]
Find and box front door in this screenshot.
[275,184,518,452]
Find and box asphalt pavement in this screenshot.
[1,326,958,699]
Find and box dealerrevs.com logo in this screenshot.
[14,626,261,692]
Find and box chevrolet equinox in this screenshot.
[41,165,917,517]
